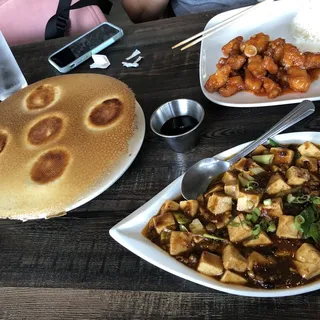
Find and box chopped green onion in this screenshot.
[173,212,191,225]
[229,220,240,227]
[160,231,171,241]
[246,213,253,221]
[179,225,189,232]
[239,174,255,188]
[243,220,253,226]
[253,208,261,216]
[252,224,261,236]
[246,200,255,210]
[294,195,310,204]
[268,138,280,147]
[245,181,259,191]
[203,233,225,241]
[252,154,274,165]
[242,172,255,181]
[311,197,320,205]
[287,194,310,204]
[294,215,305,233]
[267,221,276,233]
[259,219,269,231]
[263,199,272,206]
[287,193,295,204]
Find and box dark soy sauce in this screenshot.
[160,116,198,136]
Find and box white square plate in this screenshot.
[110,132,320,297]
[199,0,320,107]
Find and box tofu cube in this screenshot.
[270,147,295,165]
[216,212,232,229]
[153,212,176,234]
[237,191,261,213]
[188,218,206,235]
[293,260,320,280]
[205,184,224,196]
[179,200,199,217]
[247,251,270,270]
[286,166,310,186]
[227,213,252,242]
[207,193,232,215]
[265,174,291,195]
[197,251,224,276]
[169,231,193,256]
[252,144,268,155]
[222,171,237,184]
[220,270,247,285]
[224,180,240,199]
[233,158,265,175]
[259,197,283,217]
[276,215,302,239]
[298,141,320,159]
[222,244,247,272]
[161,200,180,213]
[243,231,272,247]
[295,243,320,265]
[296,156,318,172]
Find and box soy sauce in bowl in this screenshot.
[160,116,199,136]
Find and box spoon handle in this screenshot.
[227,100,315,165]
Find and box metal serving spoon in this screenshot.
[181,100,315,200]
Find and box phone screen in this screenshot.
[50,24,120,68]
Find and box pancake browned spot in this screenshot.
[28,116,63,145]
[26,85,56,110]
[31,149,69,184]
[0,132,7,153]
[89,99,122,127]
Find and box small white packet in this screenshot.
[122,56,144,68]
[125,49,141,61]
[90,54,111,69]
[122,62,139,68]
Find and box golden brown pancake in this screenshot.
[0,74,136,220]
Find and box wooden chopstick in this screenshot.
[172,0,274,51]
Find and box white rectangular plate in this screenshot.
[110,132,320,297]
[199,0,320,107]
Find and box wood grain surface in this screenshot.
[1,10,320,320]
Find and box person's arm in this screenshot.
[121,0,170,23]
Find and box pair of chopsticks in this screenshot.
[172,0,274,51]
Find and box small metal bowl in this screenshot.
[150,99,205,153]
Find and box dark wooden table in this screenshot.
[1,11,320,320]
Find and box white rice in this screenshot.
[292,0,320,44]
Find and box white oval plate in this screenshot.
[199,0,320,107]
[66,101,145,213]
[110,132,320,297]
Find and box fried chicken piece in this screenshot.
[205,65,232,92]
[244,68,263,93]
[216,57,227,69]
[247,55,267,79]
[263,56,279,74]
[226,54,247,71]
[263,77,282,99]
[222,36,243,56]
[287,67,311,92]
[276,68,289,88]
[243,33,269,54]
[219,76,245,97]
[304,52,320,69]
[265,38,285,62]
[281,44,305,69]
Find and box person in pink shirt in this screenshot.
[121,0,258,23]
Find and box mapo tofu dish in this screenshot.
[205,32,320,98]
[144,140,320,289]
